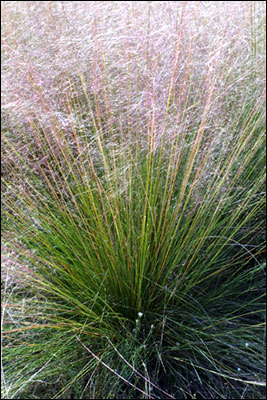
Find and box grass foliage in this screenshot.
[1,1,266,399]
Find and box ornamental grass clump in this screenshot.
[1,1,266,399]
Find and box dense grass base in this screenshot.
[1,1,266,399]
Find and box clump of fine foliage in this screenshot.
[1,1,266,399]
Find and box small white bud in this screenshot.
[138,312,143,318]
[245,342,249,348]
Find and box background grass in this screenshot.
[1,1,266,399]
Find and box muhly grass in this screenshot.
[1,1,266,399]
